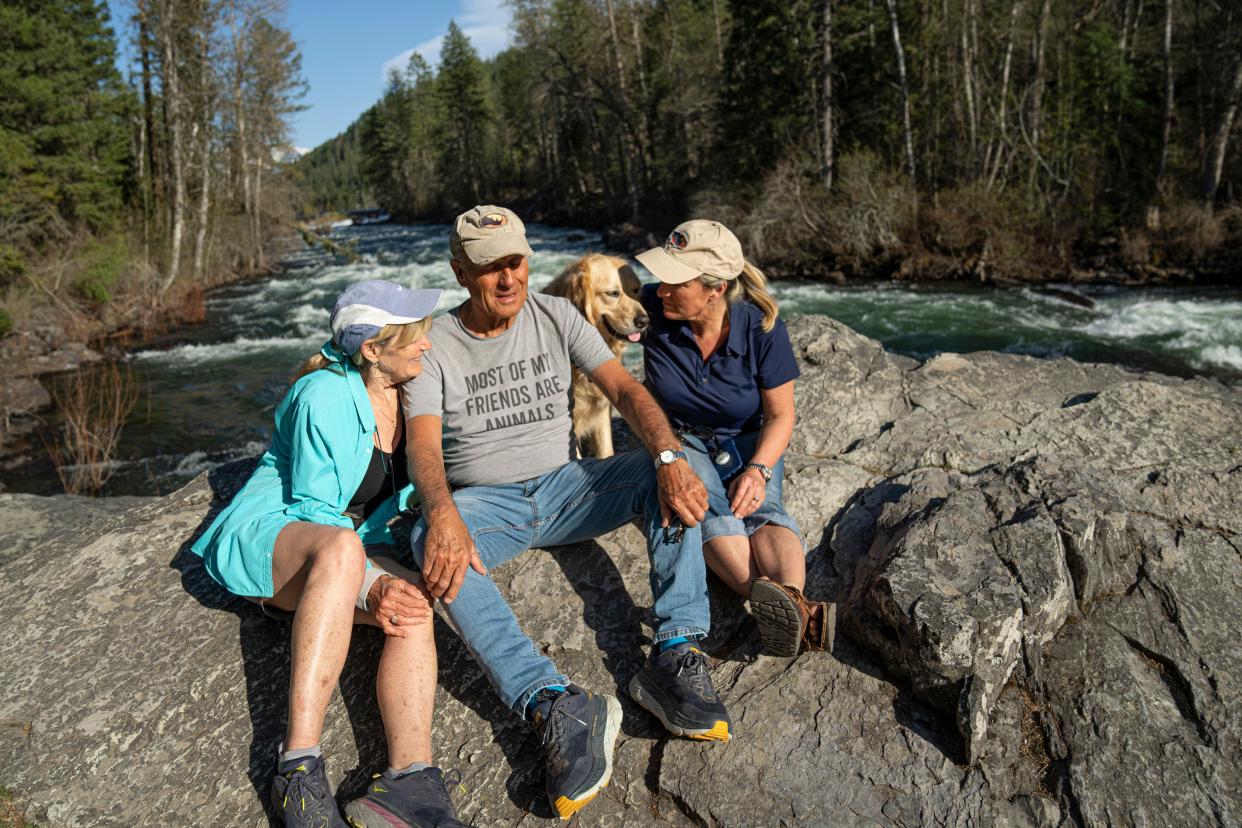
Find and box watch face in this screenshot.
[658,449,677,464]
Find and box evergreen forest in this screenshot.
[302,0,1242,281]
[0,0,306,339]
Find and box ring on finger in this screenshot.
[390,614,399,625]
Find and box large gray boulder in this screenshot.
[0,315,1239,827]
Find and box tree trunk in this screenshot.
[138,3,161,211]
[251,155,264,269]
[603,0,640,221]
[159,2,185,295]
[1156,0,1175,191]
[962,0,979,168]
[1203,53,1242,204]
[884,0,917,180]
[987,0,1023,186]
[711,0,725,67]
[821,0,834,191]
[1031,0,1052,150]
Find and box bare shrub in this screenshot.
[41,361,140,495]
[1161,203,1225,261]
[825,151,914,270]
[690,150,914,276]
[1120,228,1152,268]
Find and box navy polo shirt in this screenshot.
[640,283,800,439]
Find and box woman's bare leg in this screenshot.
[703,535,758,596]
[365,556,437,768]
[749,525,806,591]
[376,616,437,767]
[705,525,806,597]
[267,522,367,751]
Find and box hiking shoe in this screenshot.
[533,685,623,820]
[749,578,836,656]
[271,755,349,828]
[628,642,731,741]
[344,766,472,828]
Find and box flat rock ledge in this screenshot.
[1,315,1240,827]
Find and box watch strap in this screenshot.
[745,462,773,482]
[654,449,687,468]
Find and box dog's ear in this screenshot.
[618,264,641,298]
[568,263,596,324]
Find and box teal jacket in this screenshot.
[191,342,416,597]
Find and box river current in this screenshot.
[5,222,1240,496]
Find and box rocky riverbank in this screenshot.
[1,314,1239,826]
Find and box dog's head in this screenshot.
[545,253,649,351]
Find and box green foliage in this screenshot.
[74,234,128,305]
[295,113,372,215]
[0,0,131,251]
[0,307,12,338]
[294,0,1242,274]
[717,0,819,184]
[435,21,494,207]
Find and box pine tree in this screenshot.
[435,21,494,208]
[0,0,131,279]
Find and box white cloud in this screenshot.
[381,0,513,82]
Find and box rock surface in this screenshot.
[1,315,1240,827]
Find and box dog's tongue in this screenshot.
[627,332,642,342]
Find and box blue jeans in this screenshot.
[680,431,804,547]
[407,449,710,719]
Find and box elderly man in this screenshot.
[402,206,732,819]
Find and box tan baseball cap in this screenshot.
[636,219,744,284]
[450,205,535,266]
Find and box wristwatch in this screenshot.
[655,449,687,468]
[745,462,773,482]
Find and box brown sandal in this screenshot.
[748,578,836,656]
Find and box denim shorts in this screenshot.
[680,430,804,550]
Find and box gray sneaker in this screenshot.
[629,642,732,741]
[344,766,471,827]
[271,755,349,828]
[533,685,623,820]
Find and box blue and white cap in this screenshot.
[330,280,443,355]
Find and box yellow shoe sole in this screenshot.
[687,720,731,742]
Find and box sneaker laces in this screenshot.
[673,648,716,699]
[540,704,586,775]
[281,765,333,817]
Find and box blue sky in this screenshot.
[104,0,514,151]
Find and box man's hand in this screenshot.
[657,458,709,528]
[421,510,488,603]
[368,574,432,637]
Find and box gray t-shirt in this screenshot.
[403,292,615,487]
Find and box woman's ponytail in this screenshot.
[726,260,779,332]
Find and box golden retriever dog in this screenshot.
[543,253,649,459]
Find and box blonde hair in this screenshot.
[699,260,779,332]
[293,317,433,382]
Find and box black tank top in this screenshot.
[345,431,409,527]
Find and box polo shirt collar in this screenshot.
[723,302,749,357]
[667,300,748,358]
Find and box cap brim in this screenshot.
[636,247,701,284]
[461,236,535,266]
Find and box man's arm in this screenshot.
[406,414,486,602]
[589,359,708,527]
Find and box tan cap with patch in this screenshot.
[450,205,535,266]
[636,219,744,284]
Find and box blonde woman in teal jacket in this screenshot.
[192,281,473,828]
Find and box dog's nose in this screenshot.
[635,313,650,331]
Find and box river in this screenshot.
[4,222,1240,496]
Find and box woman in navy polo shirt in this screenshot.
[635,220,835,657]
